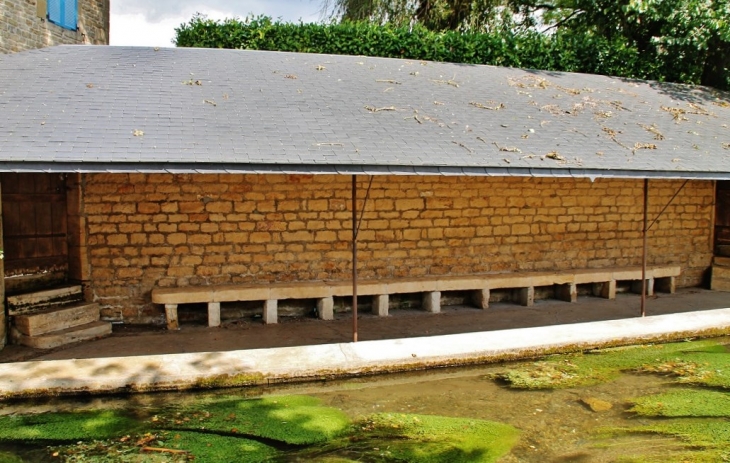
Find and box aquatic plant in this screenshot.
[602,420,730,463]
[628,389,730,417]
[292,413,519,463]
[0,410,140,443]
[492,339,727,389]
[636,344,730,389]
[155,394,352,445]
[0,451,22,463]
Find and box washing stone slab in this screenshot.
[1,307,729,399]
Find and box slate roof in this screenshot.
[1,45,730,179]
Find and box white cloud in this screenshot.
[110,1,321,47]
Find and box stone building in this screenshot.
[0,0,109,54]
[0,46,728,350]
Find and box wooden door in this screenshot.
[716,181,730,256]
[1,173,68,277]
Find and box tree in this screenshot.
[318,0,514,31]
[319,0,730,88]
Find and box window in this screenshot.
[47,0,77,31]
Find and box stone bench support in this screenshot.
[152,265,681,329]
[373,294,389,317]
[471,288,490,309]
[208,302,221,327]
[423,291,441,313]
[317,297,334,320]
[516,286,535,307]
[263,300,277,324]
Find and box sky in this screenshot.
[110,0,322,47]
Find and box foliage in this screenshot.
[174,15,655,83]
[176,0,730,90]
[629,388,730,417]
[491,339,726,389]
[0,410,141,443]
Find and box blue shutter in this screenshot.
[48,0,77,30]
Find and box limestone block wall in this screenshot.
[79,174,714,323]
[0,0,109,54]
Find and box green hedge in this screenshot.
[173,15,708,88]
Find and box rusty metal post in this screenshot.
[641,178,648,317]
[352,175,358,342]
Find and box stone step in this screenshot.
[13,302,100,337]
[11,321,112,350]
[7,285,83,316]
[711,263,730,291]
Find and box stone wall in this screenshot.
[79,174,714,323]
[0,0,109,54]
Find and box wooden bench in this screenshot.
[151,266,680,330]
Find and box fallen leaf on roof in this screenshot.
[314,142,344,147]
[433,101,444,105]
[315,65,326,71]
[364,105,397,112]
[713,101,730,108]
[541,104,563,115]
[410,71,419,76]
[86,83,94,88]
[493,142,521,153]
[154,47,160,51]
[376,79,401,84]
[476,136,487,144]
[639,123,664,140]
[503,158,511,163]
[285,74,298,79]
[452,141,473,153]
[634,143,657,150]
[183,79,202,86]
[722,143,730,150]
[470,101,505,110]
[204,99,217,106]
[661,103,712,122]
[545,151,565,161]
[132,129,144,137]
[609,101,628,111]
[432,79,459,88]
[602,127,620,138]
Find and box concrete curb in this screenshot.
[1,307,729,398]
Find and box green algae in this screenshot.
[159,430,278,462]
[291,413,519,463]
[600,420,730,463]
[492,339,727,389]
[0,410,141,443]
[155,394,352,445]
[629,389,730,417]
[636,345,730,389]
[0,452,22,463]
